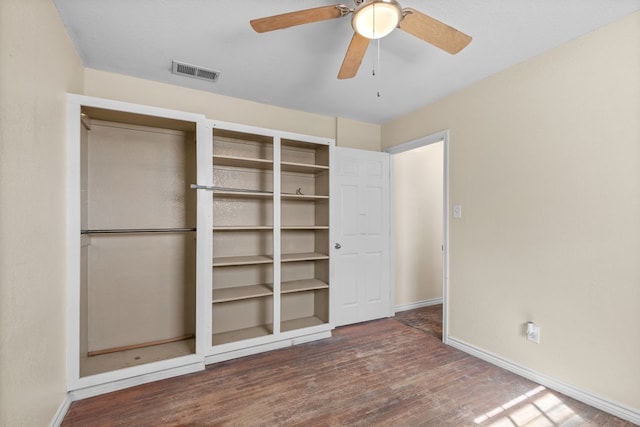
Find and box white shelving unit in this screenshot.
[206,122,334,362]
[280,138,331,337]
[65,95,334,395]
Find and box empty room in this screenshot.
[1,1,639,426]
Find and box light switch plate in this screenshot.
[453,204,462,219]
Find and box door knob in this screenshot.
[335,243,342,249]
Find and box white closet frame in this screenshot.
[65,95,335,397]
[65,94,210,397]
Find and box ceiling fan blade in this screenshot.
[250,5,348,33]
[338,32,370,79]
[399,8,472,54]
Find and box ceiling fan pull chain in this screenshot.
[371,5,377,77]
[376,39,382,98]
[371,42,378,77]
[377,38,381,76]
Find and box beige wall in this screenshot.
[84,68,336,138]
[0,0,85,425]
[383,12,640,410]
[336,117,381,151]
[393,142,443,306]
[83,69,382,151]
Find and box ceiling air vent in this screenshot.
[172,60,220,82]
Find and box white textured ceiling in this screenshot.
[53,0,639,124]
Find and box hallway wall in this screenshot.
[393,142,443,307]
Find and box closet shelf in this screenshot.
[212,325,273,346]
[81,227,196,235]
[213,190,273,199]
[213,226,273,231]
[281,161,329,174]
[213,255,273,267]
[213,155,273,170]
[212,284,273,303]
[281,252,329,263]
[281,225,329,230]
[281,194,328,201]
[281,316,326,332]
[281,279,328,294]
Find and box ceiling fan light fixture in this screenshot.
[352,0,402,40]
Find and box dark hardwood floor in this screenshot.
[63,306,634,426]
[394,304,443,340]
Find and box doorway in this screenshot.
[385,131,449,342]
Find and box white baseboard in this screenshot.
[394,298,443,313]
[50,362,205,425]
[206,340,293,364]
[69,361,204,401]
[447,337,640,425]
[291,330,332,346]
[49,393,73,427]
[205,330,332,365]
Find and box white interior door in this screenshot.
[331,147,391,327]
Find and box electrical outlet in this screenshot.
[526,322,541,344]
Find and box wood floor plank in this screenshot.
[62,307,634,426]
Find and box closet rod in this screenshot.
[81,227,196,235]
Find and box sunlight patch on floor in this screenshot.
[474,385,585,426]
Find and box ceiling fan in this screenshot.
[250,0,472,79]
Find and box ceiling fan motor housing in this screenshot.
[352,0,403,39]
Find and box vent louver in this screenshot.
[172,60,220,82]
